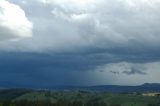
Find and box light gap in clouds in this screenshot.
[0,0,32,42]
[89,62,160,85]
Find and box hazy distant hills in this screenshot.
[48,83,160,92]
[87,83,160,92]
[0,83,160,92]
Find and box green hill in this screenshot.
[0,89,160,106]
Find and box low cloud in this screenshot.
[98,62,148,75]
[0,0,32,41]
[109,71,120,75]
[123,68,147,75]
[0,52,160,86]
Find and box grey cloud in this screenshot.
[97,62,148,76]
[121,63,147,75]
[122,68,147,75]
[2,0,159,54]
[110,71,120,75]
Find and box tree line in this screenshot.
[0,99,160,106]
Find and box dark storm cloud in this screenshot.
[0,51,157,74]
[1,0,160,67]
[0,0,160,86]
[0,49,159,87]
[0,52,106,87]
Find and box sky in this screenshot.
[0,0,160,88]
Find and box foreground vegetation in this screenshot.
[0,89,160,106]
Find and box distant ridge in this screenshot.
[88,83,160,92]
[0,83,160,92]
[142,83,160,86]
[47,83,160,92]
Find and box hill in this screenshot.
[47,83,160,92]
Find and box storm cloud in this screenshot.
[0,0,159,52]
[0,0,160,87]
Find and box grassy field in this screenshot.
[14,90,160,106]
[0,89,160,106]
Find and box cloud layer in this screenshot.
[0,0,32,41]
[1,0,159,53]
[0,53,160,86]
[0,0,160,86]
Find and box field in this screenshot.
[0,89,160,106]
